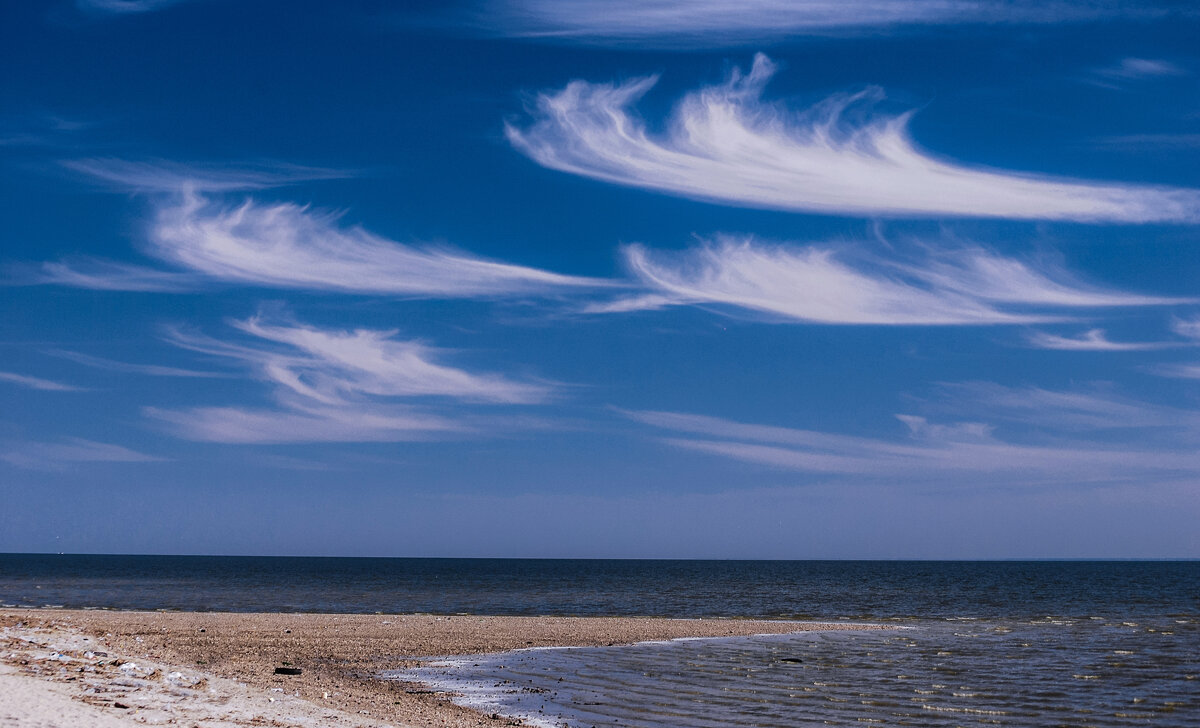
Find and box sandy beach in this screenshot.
[1,609,883,727]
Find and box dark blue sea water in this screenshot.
[2,555,1197,726]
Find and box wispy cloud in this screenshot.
[1171,315,1200,341]
[145,403,461,445]
[625,385,1200,487]
[0,438,162,470]
[0,371,83,392]
[1094,133,1200,150]
[1149,316,1200,379]
[167,316,552,405]
[927,381,1197,431]
[0,113,92,148]
[1025,328,1176,351]
[26,257,202,292]
[507,55,1200,222]
[1154,364,1200,380]
[146,193,606,296]
[27,191,607,296]
[468,1,1183,48]
[62,158,353,193]
[150,314,553,443]
[1088,57,1188,87]
[76,0,192,14]
[47,349,228,378]
[586,236,1182,325]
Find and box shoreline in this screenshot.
[1,608,887,727]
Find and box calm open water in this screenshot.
[2,556,1197,726]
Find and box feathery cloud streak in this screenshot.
[1025,328,1177,351]
[0,371,82,392]
[1171,316,1200,341]
[626,387,1200,487]
[33,192,606,296]
[508,55,1200,221]
[146,404,461,445]
[168,316,552,405]
[587,236,1181,324]
[1155,365,1200,380]
[61,158,353,193]
[0,438,161,470]
[1150,316,1200,379]
[927,381,1200,431]
[30,258,202,292]
[150,315,551,443]
[151,193,605,295]
[48,349,228,378]
[472,1,1184,48]
[76,0,191,14]
[1089,57,1188,86]
[147,194,602,295]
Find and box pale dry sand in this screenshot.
[2,609,885,727]
[0,613,416,728]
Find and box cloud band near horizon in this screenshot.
[625,384,1200,487]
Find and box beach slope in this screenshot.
[2,609,883,726]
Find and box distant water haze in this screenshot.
[1,555,1194,619]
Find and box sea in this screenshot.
[1,555,1196,727]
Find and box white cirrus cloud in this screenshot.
[624,386,1200,487]
[1171,315,1200,341]
[28,257,202,292]
[468,1,1184,48]
[76,0,191,14]
[927,381,1199,431]
[1147,315,1200,379]
[0,438,162,470]
[149,314,553,444]
[507,54,1200,222]
[144,403,462,445]
[1090,57,1188,86]
[0,371,83,392]
[147,193,605,296]
[61,158,354,193]
[29,192,607,296]
[586,236,1182,325]
[166,316,553,406]
[1025,328,1176,351]
[47,349,228,378]
[1154,364,1200,379]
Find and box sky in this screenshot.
[2,0,1199,559]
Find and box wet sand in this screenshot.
[2,609,885,726]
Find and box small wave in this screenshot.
[923,704,1009,715]
[389,616,1198,728]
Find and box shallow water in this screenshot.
[406,617,1199,727]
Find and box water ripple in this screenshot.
[406,619,1200,728]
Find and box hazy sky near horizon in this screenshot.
[2,0,1199,558]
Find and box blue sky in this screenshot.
[2,0,1199,558]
